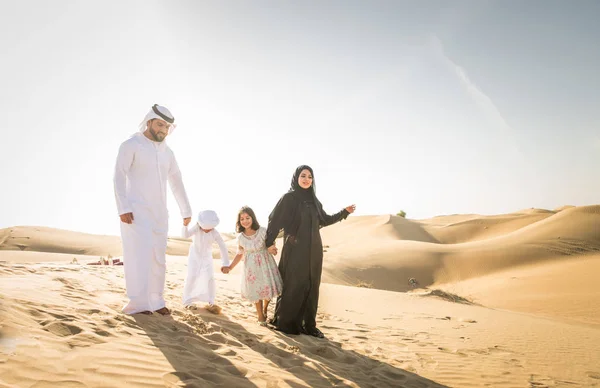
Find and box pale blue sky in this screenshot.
[1,1,599,236]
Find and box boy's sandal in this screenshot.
[205,304,222,314]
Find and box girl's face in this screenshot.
[298,169,313,189]
[239,212,253,230]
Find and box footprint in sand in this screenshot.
[285,345,300,353]
[179,313,213,335]
[162,371,198,386]
[587,371,600,379]
[308,345,340,360]
[437,347,468,357]
[26,308,46,318]
[61,291,90,302]
[416,352,438,369]
[92,327,113,337]
[319,325,341,331]
[345,327,369,333]
[506,358,523,368]
[414,332,430,340]
[67,332,109,348]
[43,321,83,337]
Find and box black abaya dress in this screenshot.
[265,191,349,335]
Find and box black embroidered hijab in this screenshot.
[289,165,326,222]
[266,165,330,243]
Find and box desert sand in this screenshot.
[1,205,600,387]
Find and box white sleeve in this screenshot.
[214,230,230,267]
[182,223,199,239]
[168,150,192,219]
[113,141,134,215]
[236,234,244,254]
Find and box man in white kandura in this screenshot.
[113,104,192,316]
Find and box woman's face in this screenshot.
[239,212,253,230]
[298,169,313,189]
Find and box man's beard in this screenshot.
[149,128,166,142]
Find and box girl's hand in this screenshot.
[267,245,278,256]
[221,266,230,274]
[345,204,356,214]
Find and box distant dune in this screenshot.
[0,226,238,260]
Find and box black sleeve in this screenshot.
[319,206,350,227]
[265,193,295,247]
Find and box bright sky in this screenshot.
[2,1,599,237]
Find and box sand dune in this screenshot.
[320,205,600,291]
[419,209,556,244]
[2,205,600,387]
[0,226,238,260]
[0,226,123,257]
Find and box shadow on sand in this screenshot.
[134,307,449,388]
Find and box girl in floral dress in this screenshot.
[224,206,283,325]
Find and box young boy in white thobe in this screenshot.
[181,210,230,314]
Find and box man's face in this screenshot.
[147,119,171,142]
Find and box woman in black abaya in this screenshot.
[265,165,355,338]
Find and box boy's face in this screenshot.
[200,227,213,233]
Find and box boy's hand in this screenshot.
[183,217,191,226]
[221,266,230,274]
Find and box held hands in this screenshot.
[183,217,191,226]
[119,212,134,224]
[221,266,230,274]
[345,204,356,214]
[267,245,278,256]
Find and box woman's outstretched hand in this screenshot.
[267,245,278,255]
[345,204,356,214]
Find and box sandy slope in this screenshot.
[1,205,600,387]
[1,257,599,388]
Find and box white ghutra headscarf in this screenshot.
[138,104,177,134]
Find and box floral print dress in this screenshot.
[237,226,283,302]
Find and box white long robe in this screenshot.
[113,132,191,314]
[181,224,230,306]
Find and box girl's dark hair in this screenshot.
[236,206,260,233]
